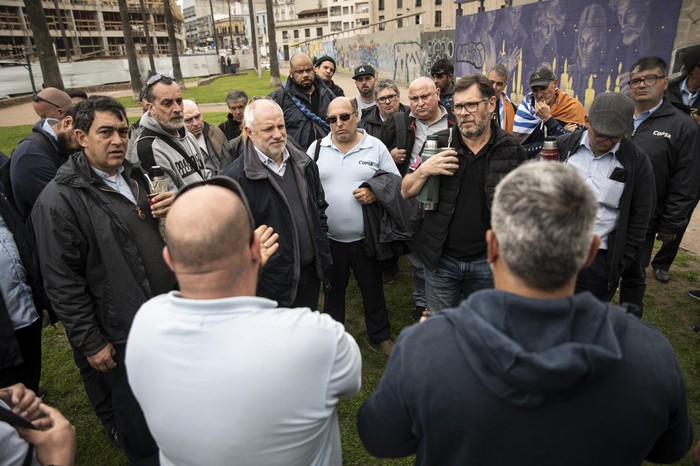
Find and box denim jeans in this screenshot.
[426,254,493,312]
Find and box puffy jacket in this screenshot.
[31,154,172,356]
[360,103,409,139]
[222,139,332,307]
[557,131,656,289]
[630,100,700,234]
[415,121,527,271]
[269,76,335,151]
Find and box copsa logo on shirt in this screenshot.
[653,130,672,139]
[358,160,377,167]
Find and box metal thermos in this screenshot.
[419,135,440,211]
[148,166,168,239]
[540,137,559,161]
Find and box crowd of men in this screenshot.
[0,43,699,465]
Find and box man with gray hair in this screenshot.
[222,98,331,310]
[183,99,227,173]
[219,90,248,140]
[358,161,692,465]
[360,80,408,138]
[557,92,655,306]
[487,64,516,133]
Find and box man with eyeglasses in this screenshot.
[31,88,71,120]
[183,99,227,173]
[513,66,586,157]
[269,52,335,151]
[401,74,526,312]
[222,98,331,310]
[32,97,177,464]
[618,56,700,313]
[308,97,401,356]
[488,64,517,133]
[430,58,455,113]
[126,177,360,466]
[129,74,210,191]
[556,93,655,305]
[359,80,408,138]
[314,56,345,97]
[218,90,248,140]
[353,64,378,112]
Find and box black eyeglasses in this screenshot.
[453,99,487,114]
[327,113,353,124]
[628,75,664,88]
[377,94,398,104]
[176,176,255,238]
[32,93,61,109]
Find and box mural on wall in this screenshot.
[394,42,423,82]
[456,0,683,106]
[423,31,456,74]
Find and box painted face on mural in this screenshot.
[614,0,649,46]
[578,27,602,70]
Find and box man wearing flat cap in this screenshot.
[353,64,378,112]
[315,56,345,97]
[556,93,655,306]
[513,65,586,157]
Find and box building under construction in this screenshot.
[0,0,186,61]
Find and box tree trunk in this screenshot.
[247,0,259,71]
[139,0,157,75]
[265,0,280,87]
[163,0,184,85]
[23,0,64,89]
[117,0,142,98]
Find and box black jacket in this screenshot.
[327,81,345,97]
[218,114,242,141]
[379,108,456,176]
[666,75,700,116]
[557,131,656,288]
[630,100,700,233]
[360,171,418,261]
[222,139,332,307]
[415,122,527,271]
[360,103,409,139]
[31,154,171,356]
[269,76,335,151]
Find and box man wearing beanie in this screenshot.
[315,56,345,97]
[556,93,655,307]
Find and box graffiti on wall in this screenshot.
[422,31,455,75]
[393,42,423,82]
[455,0,683,106]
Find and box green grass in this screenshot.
[116,70,286,108]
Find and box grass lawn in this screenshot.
[116,70,286,109]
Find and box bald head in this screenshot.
[408,77,441,123]
[182,99,204,138]
[33,87,72,120]
[165,185,253,277]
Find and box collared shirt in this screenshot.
[310,129,399,242]
[633,99,664,130]
[41,119,58,141]
[255,147,290,176]
[91,165,137,204]
[0,217,39,330]
[680,77,698,107]
[410,106,449,165]
[565,131,623,249]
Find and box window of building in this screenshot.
[342,6,349,14]
[282,31,289,39]
[416,0,421,6]
[378,0,384,10]
[293,30,299,38]
[397,0,402,8]
[398,17,403,27]
[435,10,442,27]
[379,15,385,30]
[357,3,369,13]
[415,15,420,24]
[436,0,442,4]
[316,27,323,36]
[305,28,310,38]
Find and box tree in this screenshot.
[118,0,142,98]
[23,0,64,89]
[265,0,280,86]
[247,0,259,72]
[163,0,185,85]
[139,0,157,75]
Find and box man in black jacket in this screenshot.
[360,79,407,138]
[401,74,526,312]
[557,92,655,305]
[32,97,177,465]
[218,90,248,140]
[618,56,700,312]
[314,55,345,97]
[223,98,331,310]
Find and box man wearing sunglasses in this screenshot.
[222,98,331,310]
[430,58,455,113]
[31,88,71,120]
[556,93,654,305]
[618,56,700,314]
[32,97,177,464]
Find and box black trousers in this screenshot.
[72,345,114,429]
[651,201,698,272]
[324,239,390,343]
[0,319,42,392]
[291,262,321,311]
[104,343,159,465]
[575,249,616,302]
[619,232,656,315]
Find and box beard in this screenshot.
[160,117,184,131]
[459,117,488,139]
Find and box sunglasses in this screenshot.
[176,176,255,240]
[32,93,61,109]
[146,73,174,88]
[327,113,352,125]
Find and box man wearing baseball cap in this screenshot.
[513,65,586,157]
[353,64,378,112]
[555,92,655,307]
[314,56,345,97]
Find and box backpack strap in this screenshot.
[313,138,322,162]
[137,128,204,177]
[393,112,407,150]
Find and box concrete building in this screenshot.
[0,0,185,61]
[276,7,328,60]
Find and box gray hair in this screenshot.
[225,90,249,105]
[491,161,598,291]
[374,79,400,98]
[243,97,282,129]
[488,64,509,80]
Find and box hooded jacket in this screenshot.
[358,290,692,465]
[218,114,242,141]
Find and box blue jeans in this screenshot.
[426,254,493,312]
